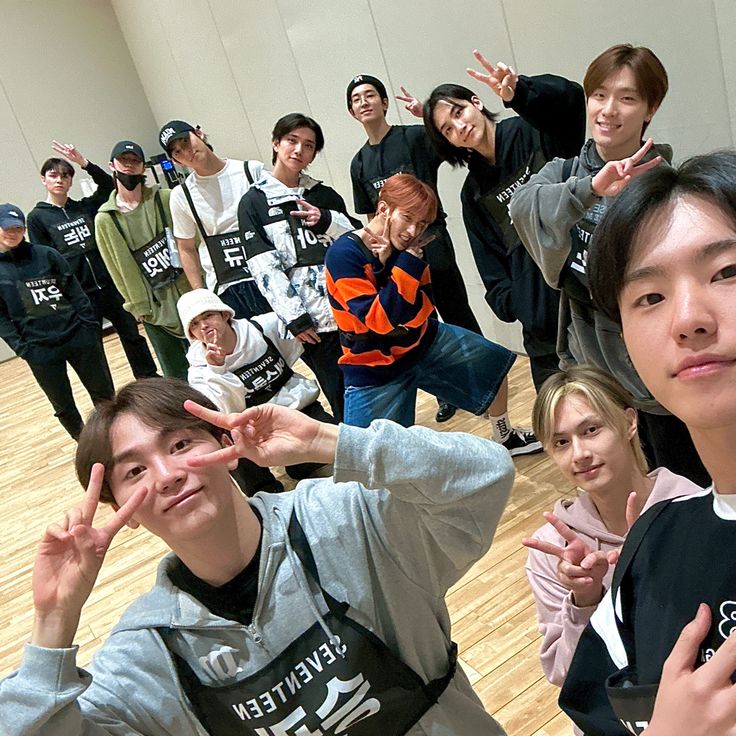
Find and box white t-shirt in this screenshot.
[169,158,265,293]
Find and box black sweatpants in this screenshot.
[28,338,115,439]
[89,285,158,379]
[300,331,345,423]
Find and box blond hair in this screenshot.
[532,365,648,475]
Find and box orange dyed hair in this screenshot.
[377,173,438,223]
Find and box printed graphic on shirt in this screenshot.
[132,231,181,290]
[18,277,71,317]
[205,230,253,287]
[54,216,95,255]
[480,149,548,251]
[233,339,294,405]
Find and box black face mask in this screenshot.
[114,171,146,191]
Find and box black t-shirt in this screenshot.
[168,508,263,625]
[350,125,446,220]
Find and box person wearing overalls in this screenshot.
[161,120,272,321]
[560,151,736,735]
[422,50,585,392]
[347,73,482,424]
[95,140,191,379]
[26,140,158,380]
[0,377,516,735]
[177,287,336,485]
[509,44,709,488]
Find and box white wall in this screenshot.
[110,0,736,350]
[2,1,735,355]
[0,0,159,211]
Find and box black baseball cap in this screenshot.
[159,120,196,153]
[0,204,25,229]
[110,140,145,162]
[346,75,388,109]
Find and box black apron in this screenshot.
[107,191,182,291]
[233,322,294,406]
[181,161,256,289]
[17,276,72,317]
[280,201,331,269]
[166,513,457,736]
[477,149,547,252]
[603,501,671,735]
[53,214,96,255]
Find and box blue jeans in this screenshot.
[343,321,515,428]
[220,280,272,319]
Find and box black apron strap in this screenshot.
[287,512,350,618]
[180,181,210,243]
[106,210,127,242]
[287,511,458,703]
[609,499,672,665]
[153,188,167,230]
[561,156,575,181]
[244,160,255,185]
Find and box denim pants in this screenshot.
[344,321,515,428]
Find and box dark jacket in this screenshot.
[460,74,585,356]
[26,162,115,294]
[0,241,99,363]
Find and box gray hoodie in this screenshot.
[509,139,673,412]
[0,420,514,735]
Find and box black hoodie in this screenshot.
[0,240,98,363]
[26,162,115,294]
[460,74,586,356]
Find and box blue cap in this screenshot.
[0,204,25,229]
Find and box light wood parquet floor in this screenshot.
[0,328,576,735]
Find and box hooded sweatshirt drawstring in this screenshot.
[272,506,346,657]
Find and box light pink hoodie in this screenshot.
[525,467,701,687]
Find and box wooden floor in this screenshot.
[0,329,576,735]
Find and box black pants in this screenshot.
[28,339,115,440]
[638,411,710,487]
[425,227,481,335]
[300,331,345,423]
[231,401,337,495]
[219,280,273,320]
[529,352,561,393]
[90,286,158,379]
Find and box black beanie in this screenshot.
[346,75,388,109]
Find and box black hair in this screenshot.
[75,378,226,505]
[271,113,325,165]
[423,83,498,168]
[589,150,736,324]
[40,158,74,178]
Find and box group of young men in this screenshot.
[3,41,735,736]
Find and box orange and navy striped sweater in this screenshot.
[325,231,437,387]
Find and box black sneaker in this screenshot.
[500,428,543,457]
[435,402,457,423]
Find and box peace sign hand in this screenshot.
[289,199,322,228]
[32,464,147,648]
[395,86,423,118]
[591,138,663,198]
[466,49,518,102]
[183,400,337,469]
[523,511,614,608]
[51,140,89,169]
[364,212,394,264]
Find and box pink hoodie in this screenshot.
[525,467,701,687]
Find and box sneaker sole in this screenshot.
[508,441,544,457]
